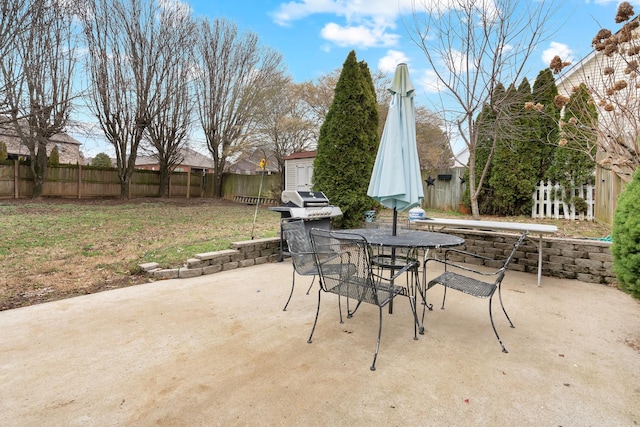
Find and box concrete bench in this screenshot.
[412,218,558,286]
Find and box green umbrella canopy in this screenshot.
[367,63,423,212]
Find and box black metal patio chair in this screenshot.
[423,231,528,353]
[308,228,420,371]
[280,218,317,311]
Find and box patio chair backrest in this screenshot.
[281,219,317,276]
[494,231,529,285]
[309,228,385,306]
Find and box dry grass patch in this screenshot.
[0,198,611,311]
[0,198,280,310]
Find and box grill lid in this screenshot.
[281,190,330,207]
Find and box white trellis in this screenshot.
[531,180,595,221]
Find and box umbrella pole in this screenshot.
[392,208,398,236]
[389,207,398,314]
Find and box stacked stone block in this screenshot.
[140,237,280,280]
[429,230,615,285]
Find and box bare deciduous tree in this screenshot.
[193,18,287,197]
[143,3,196,197]
[80,0,171,198]
[1,0,28,120]
[1,0,76,198]
[408,0,557,218]
[253,77,317,191]
[298,70,341,133]
[554,1,640,183]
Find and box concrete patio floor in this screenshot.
[1,260,639,426]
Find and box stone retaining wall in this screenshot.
[139,230,615,286]
[426,229,615,285]
[139,237,281,279]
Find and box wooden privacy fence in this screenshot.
[421,167,466,211]
[531,181,595,221]
[0,161,205,199]
[0,161,282,200]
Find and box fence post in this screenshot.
[586,184,595,221]
[186,169,190,199]
[532,181,540,218]
[77,164,82,199]
[13,159,19,199]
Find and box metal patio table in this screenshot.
[346,228,465,332]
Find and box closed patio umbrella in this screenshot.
[367,63,423,235]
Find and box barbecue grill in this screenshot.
[269,190,342,260]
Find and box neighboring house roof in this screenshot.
[284,150,316,160]
[228,148,278,174]
[0,117,82,163]
[135,147,214,169]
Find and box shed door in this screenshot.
[296,164,313,190]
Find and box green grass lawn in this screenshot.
[0,198,281,310]
[0,198,610,311]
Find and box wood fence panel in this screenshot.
[43,165,78,198]
[594,164,630,225]
[189,172,204,198]
[0,161,15,197]
[81,167,121,198]
[421,167,465,211]
[130,169,161,198]
[221,173,280,201]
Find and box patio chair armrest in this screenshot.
[443,248,495,263]
[371,259,419,282]
[424,257,499,277]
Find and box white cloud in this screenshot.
[272,0,412,47]
[542,41,573,66]
[320,22,399,48]
[417,69,444,94]
[272,0,416,26]
[378,50,409,73]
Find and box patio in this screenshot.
[0,260,638,426]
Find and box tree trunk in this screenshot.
[158,171,169,198]
[119,169,131,199]
[30,142,49,199]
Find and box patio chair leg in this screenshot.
[418,273,431,335]
[282,271,296,311]
[408,271,419,340]
[408,295,419,340]
[441,286,448,310]
[348,299,363,318]
[489,296,508,353]
[308,289,322,344]
[370,307,383,371]
[306,276,316,295]
[498,285,515,328]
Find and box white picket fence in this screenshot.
[532,180,595,221]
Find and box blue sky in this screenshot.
[75,0,639,157]
[189,0,634,84]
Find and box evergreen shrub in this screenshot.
[611,167,640,298]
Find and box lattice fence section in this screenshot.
[532,181,595,221]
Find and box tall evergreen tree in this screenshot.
[488,78,540,215]
[467,83,505,213]
[531,68,560,181]
[0,141,7,162]
[313,50,379,228]
[48,146,60,165]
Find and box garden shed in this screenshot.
[284,151,315,191]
